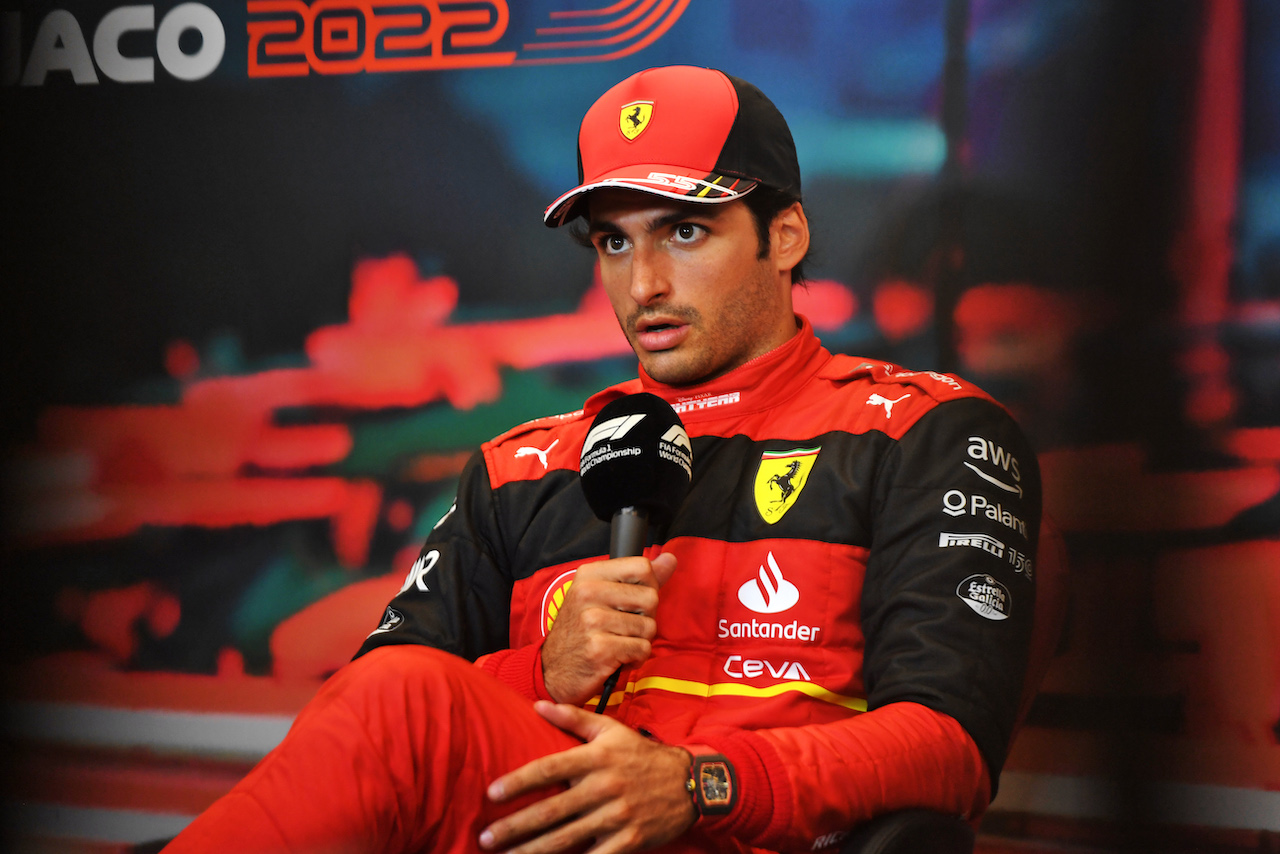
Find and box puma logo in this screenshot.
[866,393,911,418]
[515,439,559,469]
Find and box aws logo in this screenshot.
[539,569,577,637]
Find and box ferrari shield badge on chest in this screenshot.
[619,100,654,140]
[754,447,820,524]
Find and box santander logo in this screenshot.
[737,553,800,614]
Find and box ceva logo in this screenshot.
[737,552,800,614]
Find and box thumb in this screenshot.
[534,700,616,741]
[650,552,678,588]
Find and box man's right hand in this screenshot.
[540,552,677,705]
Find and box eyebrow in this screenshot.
[588,205,724,238]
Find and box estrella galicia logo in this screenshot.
[956,574,1010,621]
[737,552,800,614]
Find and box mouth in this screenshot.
[638,320,680,333]
[633,317,690,352]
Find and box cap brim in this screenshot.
[543,166,758,227]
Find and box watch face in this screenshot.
[699,761,732,807]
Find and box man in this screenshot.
[165,65,1039,854]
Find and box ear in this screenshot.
[770,202,810,279]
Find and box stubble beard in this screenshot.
[623,304,705,386]
[626,264,786,387]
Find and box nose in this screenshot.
[628,244,671,306]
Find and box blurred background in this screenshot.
[2,0,1278,850]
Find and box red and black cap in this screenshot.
[543,66,801,227]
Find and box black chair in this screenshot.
[838,808,975,854]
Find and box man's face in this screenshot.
[586,190,798,387]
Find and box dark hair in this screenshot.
[742,185,809,286]
[566,187,812,285]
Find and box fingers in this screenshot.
[650,552,677,587]
[576,555,651,583]
[480,790,620,854]
[574,595,657,639]
[487,741,588,803]
[570,575,660,619]
[578,553,675,591]
[534,700,614,741]
[482,719,696,854]
[480,784,597,852]
[539,552,676,705]
[481,719,626,853]
[486,704,615,804]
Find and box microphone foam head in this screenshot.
[579,392,693,525]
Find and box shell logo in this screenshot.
[540,569,578,636]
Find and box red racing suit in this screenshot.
[357,317,1041,852]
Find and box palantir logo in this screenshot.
[737,552,800,614]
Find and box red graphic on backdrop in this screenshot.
[246,0,691,77]
[10,254,856,562]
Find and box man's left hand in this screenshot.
[480,701,696,853]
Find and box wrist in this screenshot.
[683,747,738,821]
[531,641,557,702]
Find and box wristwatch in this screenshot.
[685,752,737,817]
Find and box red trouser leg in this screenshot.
[162,645,580,854]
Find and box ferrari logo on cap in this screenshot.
[753,447,820,524]
[619,101,654,141]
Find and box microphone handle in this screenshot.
[610,506,648,559]
[596,506,648,713]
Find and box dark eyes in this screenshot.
[595,222,706,255]
[672,223,709,244]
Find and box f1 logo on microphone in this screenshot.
[582,414,645,454]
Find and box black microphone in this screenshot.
[579,392,693,713]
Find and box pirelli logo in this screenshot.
[938,531,1005,559]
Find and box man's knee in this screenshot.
[311,645,557,748]
[318,645,481,711]
[337,644,475,690]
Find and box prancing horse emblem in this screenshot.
[619,101,654,141]
[753,447,820,525]
[768,461,803,505]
